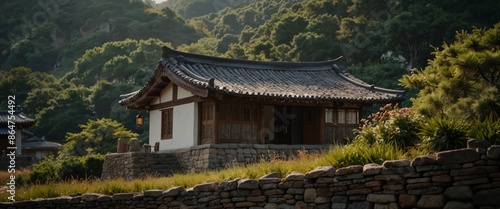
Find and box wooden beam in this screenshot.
[122,65,167,109]
[173,84,178,100]
[149,96,203,111]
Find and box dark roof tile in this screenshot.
[22,136,61,149]
[0,110,36,127]
[119,46,405,108]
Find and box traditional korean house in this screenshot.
[0,107,37,156]
[21,136,61,161]
[119,46,405,151]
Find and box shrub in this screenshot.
[355,104,423,149]
[27,155,60,184]
[469,114,500,144]
[59,154,104,180]
[27,154,105,183]
[59,156,86,180]
[419,116,469,152]
[81,154,105,178]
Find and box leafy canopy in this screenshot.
[59,118,138,157]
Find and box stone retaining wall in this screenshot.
[3,144,500,209]
[102,144,329,180]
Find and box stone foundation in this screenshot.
[4,145,500,208]
[102,143,328,180]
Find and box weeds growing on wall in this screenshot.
[419,116,469,152]
[470,114,500,144]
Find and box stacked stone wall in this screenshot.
[4,144,500,209]
[102,144,328,179]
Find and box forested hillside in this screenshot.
[0,0,204,142]
[160,0,256,19]
[0,0,201,74]
[1,0,499,151]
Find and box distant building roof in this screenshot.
[120,46,405,109]
[22,136,61,150]
[0,128,33,136]
[0,108,36,127]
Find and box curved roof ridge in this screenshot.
[162,46,342,71]
[332,64,406,95]
[162,58,215,87]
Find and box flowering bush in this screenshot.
[354,104,423,149]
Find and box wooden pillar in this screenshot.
[258,104,265,144]
[154,142,160,152]
[319,106,325,144]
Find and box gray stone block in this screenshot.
[238,179,260,189]
[487,145,500,159]
[305,166,336,179]
[437,148,479,164]
[445,186,473,201]
[473,188,500,206]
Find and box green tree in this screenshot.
[177,37,220,56]
[0,67,59,111]
[59,118,138,157]
[33,86,95,142]
[216,34,239,53]
[271,14,308,45]
[401,23,500,119]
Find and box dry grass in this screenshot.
[0,144,426,201]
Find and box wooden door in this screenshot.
[303,107,319,144]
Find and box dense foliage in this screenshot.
[162,0,256,19]
[401,23,500,119]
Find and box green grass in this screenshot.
[0,143,426,201]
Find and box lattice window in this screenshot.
[325,108,334,123]
[161,108,173,139]
[201,102,215,144]
[218,103,258,143]
[324,108,359,144]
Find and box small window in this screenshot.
[337,109,345,124]
[325,108,334,123]
[161,108,173,139]
[337,109,359,124]
[346,109,359,124]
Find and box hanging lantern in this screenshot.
[136,113,143,127]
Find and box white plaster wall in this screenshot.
[152,83,174,105]
[178,86,194,99]
[149,102,199,151]
[149,109,162,147]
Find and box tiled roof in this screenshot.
[22,136,61,150]
[0,110,37,127]
[120,46,405,109]
[0,128,33,136]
